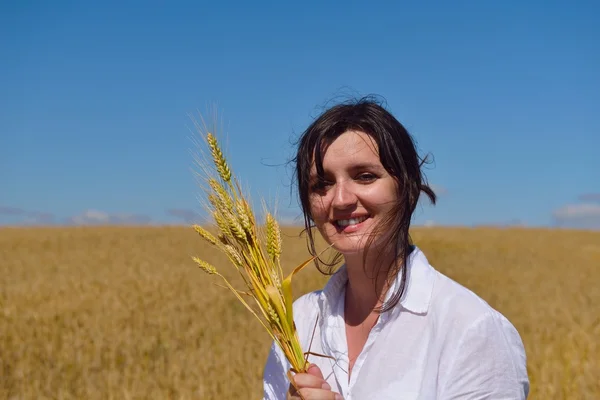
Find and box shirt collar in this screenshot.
[319,245,436,317]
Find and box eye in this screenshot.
[310,178,332,193]
[356,173,377,183]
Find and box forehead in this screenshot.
[310,130,381,171]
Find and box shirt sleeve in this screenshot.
[262,292,318,400]
[262,340,292,400]
[441,312,530,399]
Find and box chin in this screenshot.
[331,232,392,258]
[329,234,372,256]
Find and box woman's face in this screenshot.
[308,130,399,256]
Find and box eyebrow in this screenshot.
[348,162,385,172]
[308,162,385,180]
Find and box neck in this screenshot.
[343,250,396,325]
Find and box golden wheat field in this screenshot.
[1,225,598,399]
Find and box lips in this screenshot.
[334,215,370,230]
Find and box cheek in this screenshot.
[308,196,328,221]
[368,183,399,207]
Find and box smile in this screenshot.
[335,215,369,227]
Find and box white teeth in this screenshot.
[336,216,368,227]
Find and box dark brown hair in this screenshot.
[293,96,437,312]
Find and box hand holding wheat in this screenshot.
[287,364,343,400]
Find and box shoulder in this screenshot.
[427,270,530,397]
[408,247,517,334]
[430,270,522,343]
[290,289,329,351]
[292,290,321,313]
[292,290,321,329]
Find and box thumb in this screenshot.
[307,363,325,380]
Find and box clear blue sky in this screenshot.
[1,0,599,228]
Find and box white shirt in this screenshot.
[263,246,529,399]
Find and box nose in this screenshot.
[331,180,357,210]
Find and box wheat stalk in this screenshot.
[189,114,332,381]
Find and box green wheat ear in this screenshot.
[192,257,217,275]
[266,212,282,263]
[206,133,232,183]
[193,225,217,246]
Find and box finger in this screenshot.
[291,372,331,390]
[307,363,325,380]
[297,388,343,400]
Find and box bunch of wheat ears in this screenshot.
[191,119,327,387]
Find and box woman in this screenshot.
[263,97,529,400]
